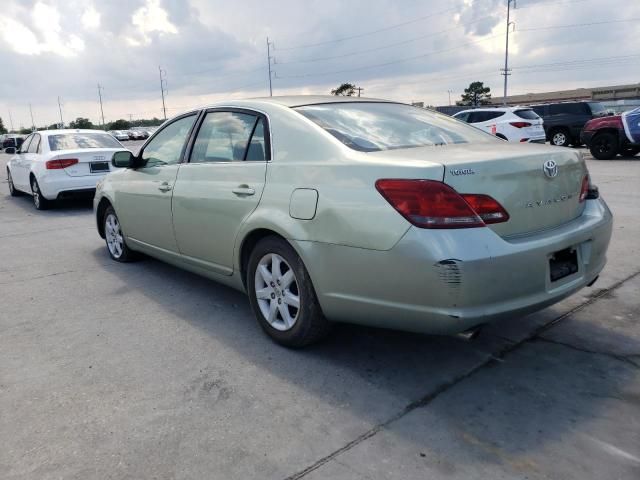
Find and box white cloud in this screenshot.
[0,16,43,55]
[82,5,101,29]
[130,0,178,46]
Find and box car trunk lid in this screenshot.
[51,149,126,177]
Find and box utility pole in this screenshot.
[159,66,168,120]
[57,96,64,127]
[97,83,105,128]
[355,87,364,97]
[266,37,274,97]
[129,113,133,122]
[29,103,35,131]
[8,109,14,132]
[501,0,516,105]
[447,90,453,106]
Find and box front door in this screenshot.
[172,110,269,275]
[12,134,34,190]
[115,113,198,253]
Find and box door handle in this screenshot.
[158,182,172,192]
[232,186,255,196]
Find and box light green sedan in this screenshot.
[94,96,612,347]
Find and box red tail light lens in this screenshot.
[46,158,79,169]
[509,122,532,128]
[375,179,509,229]
[579,175,589,203]
[461,194,510,224]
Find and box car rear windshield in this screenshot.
[513,109,540,120]
[294,102,497,152]
[48,133,121,151]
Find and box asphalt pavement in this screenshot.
[1,147,639,480]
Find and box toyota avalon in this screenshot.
[94,96,612,347]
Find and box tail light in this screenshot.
[579,175,589,203]
[509,122,531,128]
[375,179,509,229]
[46,158,78,169]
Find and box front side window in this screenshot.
[141,115,197,167]
[48,133,121,151]
[295,102,496,152]
[28,134,41,153]
[190,111,264,163]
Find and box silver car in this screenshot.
[94,96,612,347]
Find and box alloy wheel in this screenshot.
[31,178,41,208]
[254,253,300,331]
[552,132,567,146]
[7,171,15,194]
[105,213,124,259]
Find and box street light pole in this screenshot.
[501,0,516,106]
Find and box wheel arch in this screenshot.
[96,197,113,238]
[238,228,291,290]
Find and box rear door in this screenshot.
[115,113,198,253]
[172,109,269,275]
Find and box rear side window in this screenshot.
[48,133,121,151]
[514,109,540,120]
[296,102,495,152]
[468,111,504,123]
[190,111,265,163]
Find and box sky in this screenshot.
[0,0,638,129]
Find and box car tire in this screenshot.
[247,236,331,348]
[550,128,571,147]
[103,206,137,262]
[589,132,619,160]
[7,169,21,197]
[30,176,53,210]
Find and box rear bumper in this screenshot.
[294,198,613,335]
[38,172,106,200]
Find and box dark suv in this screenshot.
[530,101,608,147]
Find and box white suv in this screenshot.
[453,107,546,144]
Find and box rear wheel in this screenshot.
[7,169,21,197]
[590,132,619,160]
[550,128,571,147]
[247,236,330,348]
[30,176,52,210]
[103,206,137,262]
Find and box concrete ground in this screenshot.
[0,146,639,480]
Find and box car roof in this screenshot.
[194,95,398,112]
[456,106,533,114]
[36,129,111,135]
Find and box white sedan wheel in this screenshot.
[254,253,301,331]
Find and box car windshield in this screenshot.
[294,102,497,152]
[48,133,121,151]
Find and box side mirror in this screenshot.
[112,150,135,168]
[4,147,16,154]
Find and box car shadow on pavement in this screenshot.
[2,191,93,216]
[90,244,640,474]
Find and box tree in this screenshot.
[19,127,32,134]
[458,81,492,106]
[107,119,131,130]
[69,117,95,129]
[331,83,357,96]
[0,117,6,134]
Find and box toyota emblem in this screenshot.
[543,160,558,178]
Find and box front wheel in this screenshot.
[247,236,330,348]
[7,169,21,197]
[590,132,619,160]
[30,176,53,210]
[103,206,137,262]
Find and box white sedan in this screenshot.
[453,107,546,144]
[6,129,128,210]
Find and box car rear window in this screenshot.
[48,133,121,151]
[514,109,540,120]
[295,102,496,152]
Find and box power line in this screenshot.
[518,18,640,31]
[514,0,589,9]
[276,14,498,66]
[276,4,459,51]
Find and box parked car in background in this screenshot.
[109,130,130,141]
[94,96,611,348]
[529,101,608,147]
[127,130,145,140]
[5,129,128,210]
[453,107,545,143]
[2,134,26,150]
[581,107,640,160]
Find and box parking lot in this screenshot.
[1,147,639,479]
